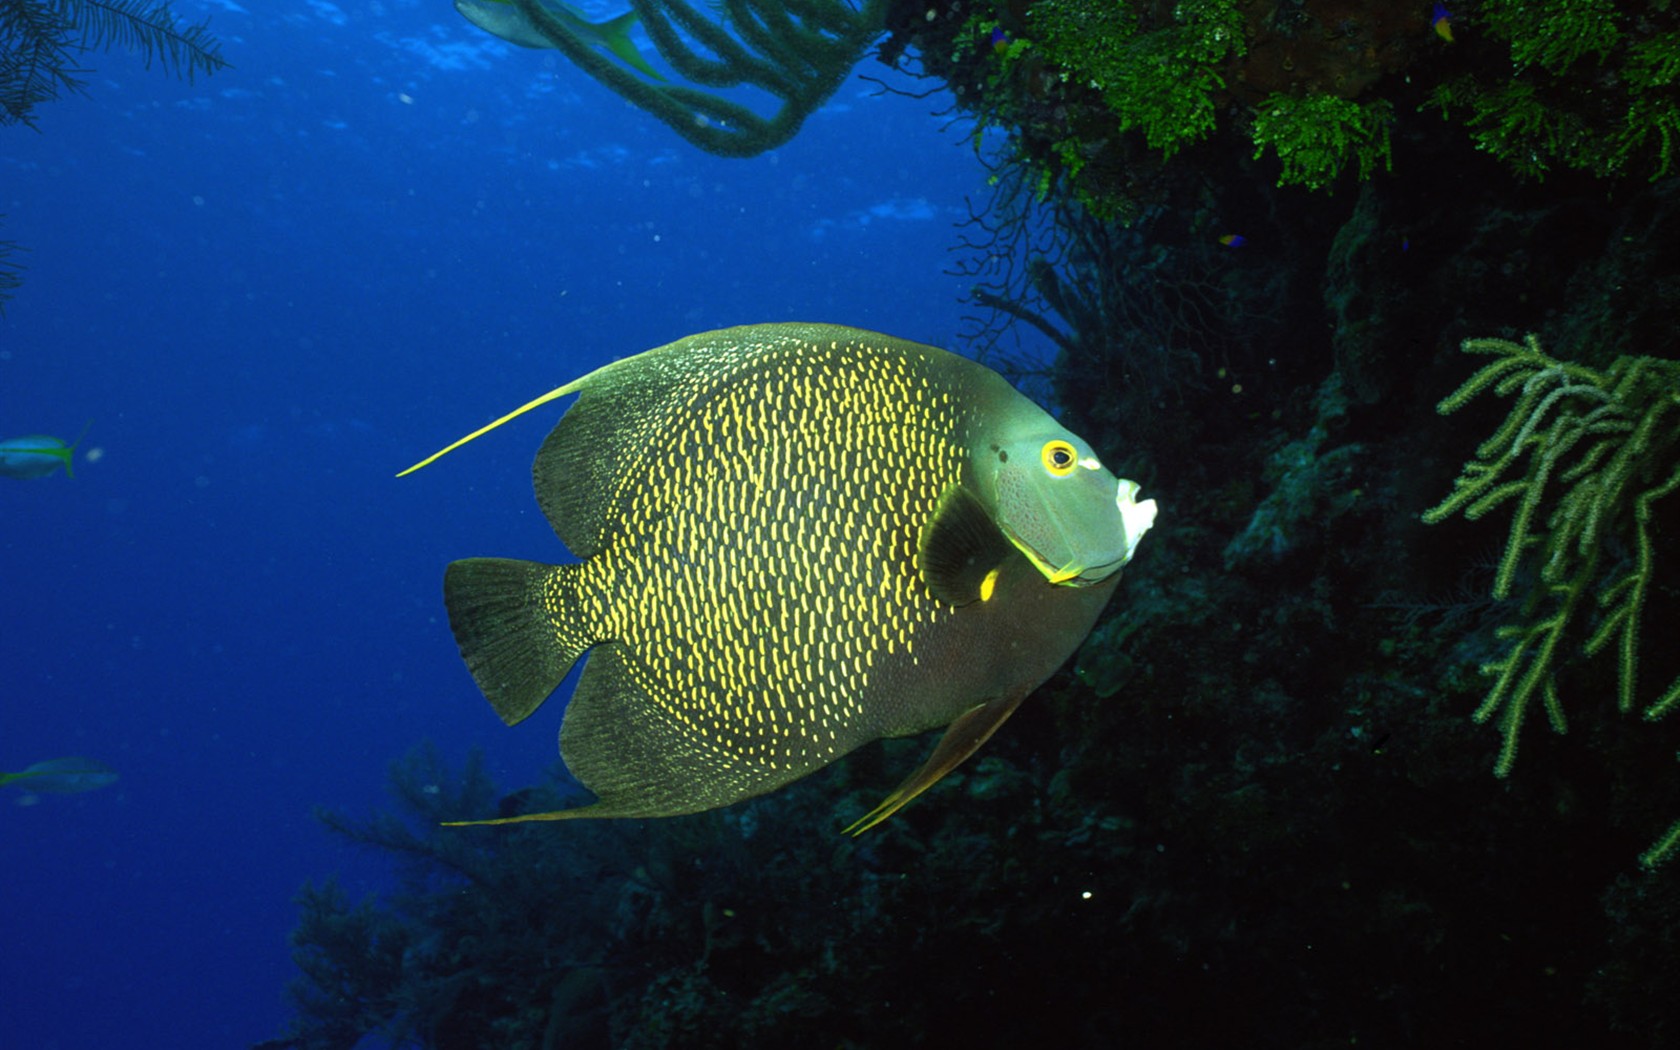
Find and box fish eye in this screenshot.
[1041,440,1077,477]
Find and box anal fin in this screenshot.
[443,808,588,828]
[843,691,1030,835]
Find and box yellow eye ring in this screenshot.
[1041,439,1077,477]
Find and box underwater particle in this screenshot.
[403,323,1157,832]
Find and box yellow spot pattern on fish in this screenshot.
[564,341,964,795]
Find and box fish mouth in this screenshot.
[1115,479,1158,563]
[1001,479,1158,586]
[1045,479,1157,585]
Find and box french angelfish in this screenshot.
[402,323,1157,832]
[453,0,665,80]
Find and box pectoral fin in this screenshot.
[843,691,1030,835]
[917,483,1013,606]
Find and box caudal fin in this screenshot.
[596,11,665,80]
[444,557,593,726]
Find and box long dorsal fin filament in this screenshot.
[397,378,584,476]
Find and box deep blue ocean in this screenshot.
[1,4,999,1045]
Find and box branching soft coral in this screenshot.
[1424,334,1680,869]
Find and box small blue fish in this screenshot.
[1218,233,1247,248]
[1432,3,1454,43]
[990,25,1012,54]
[0,422,90,479]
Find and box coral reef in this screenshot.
[274,161,1680,1043]
[897,0,1680,217]
[1028,0,1246,160]
[1426,0,1679,181]
[274,4,1680,1045]
[1249,91,1392,190]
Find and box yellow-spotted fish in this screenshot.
[402,323,1156,832]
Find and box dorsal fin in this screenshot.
[397,377,587,477]
[530,327,835,558]
[530,347,705,558]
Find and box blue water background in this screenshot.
[0,2,1009,1044]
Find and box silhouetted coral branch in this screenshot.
[0,0,226,127]
[70,0,226,79]
[1,0,226,306]
[0,229,23,311]
[508,0,886,157]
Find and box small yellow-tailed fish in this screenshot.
[401,324,1157,833]
[452,0,665,80]
[0,422,91,480]
[0,757,118,793]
